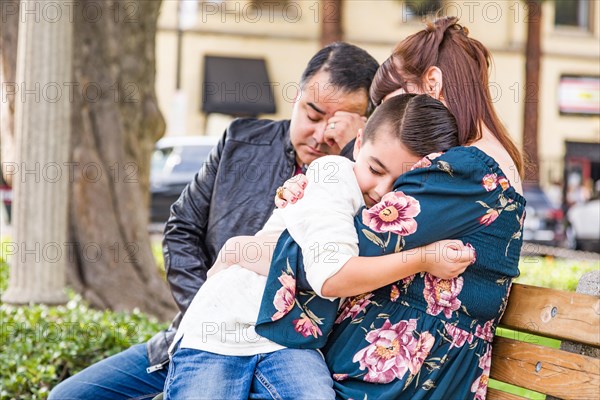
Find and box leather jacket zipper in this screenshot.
[146,359,169,373]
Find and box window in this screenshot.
[554,0,592,31]
[404,0,443,18]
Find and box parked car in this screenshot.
[567,197,600,253]
[522,183,567,247]
[150,136,219,223]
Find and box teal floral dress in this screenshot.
[256,147,526,400]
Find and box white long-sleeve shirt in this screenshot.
[172,156,364,356]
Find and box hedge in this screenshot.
[0,256,168,399]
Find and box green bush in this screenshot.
[0,252,168,399]
[516,256,599,291]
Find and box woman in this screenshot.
[265,16,525,399]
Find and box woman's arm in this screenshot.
[321,239,474,297]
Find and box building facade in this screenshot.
[155,0,600,188]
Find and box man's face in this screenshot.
[289,71,369,166]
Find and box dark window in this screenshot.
[555,0,591,30]
[405,0,443,17]
[202,56,276,117]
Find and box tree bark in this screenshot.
[1,0,176,320]
[3,0,72,304]
[67,0,176,320]
[320,0,343,47]
[523,0,542,184]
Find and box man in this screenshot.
[49,42,379,399]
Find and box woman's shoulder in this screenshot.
[396,147,526,205]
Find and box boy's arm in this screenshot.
[321,239,474,297]
[207,234,280,277]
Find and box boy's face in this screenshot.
[353,129,421,208]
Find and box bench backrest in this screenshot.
[488,283,600,400]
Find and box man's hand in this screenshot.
[324,111,367,150]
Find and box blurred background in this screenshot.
[0,1,598,397]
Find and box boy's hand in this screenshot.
[423,240,476,279]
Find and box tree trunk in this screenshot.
[320,0,343,47]
[523,0,542,184]
[1,0,177,320]
[67,0,176,320]
[3,0,72,305]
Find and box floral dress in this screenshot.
[256,147,526,400]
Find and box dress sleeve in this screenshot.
[360,149,516,253]
[279,156,363,298]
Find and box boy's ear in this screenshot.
[353,128,363,160]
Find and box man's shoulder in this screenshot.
[226,118,291,145]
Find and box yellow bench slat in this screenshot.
[499,283,600,347]
[490,337,600,400]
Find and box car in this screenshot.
[522,184,567,247]
[150,136,219,223]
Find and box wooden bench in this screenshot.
[154,282,599,400]
[488,283,600,400]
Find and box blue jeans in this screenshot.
[48,343,167,400]
[164,346,335,400]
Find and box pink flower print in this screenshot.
[401,274,416,288]
[465,243,477,265]
[444,323,474,349]
[498,176,510,191]
[271,272,296,321]
[410,152,443,171]
[423,275,464,318]
[482,174,498,191]
[411,157,431,171]
[333,374,349,381]
[471,345,492,399]
[408,331,435,374]
[293,315,322,338]
[352,319,418,383]
[335,293,373,324]
[362,192,421,236]
[475,320,495,342]
[390,284,400,302]
[471,370,489,400]
[479,209,499,226]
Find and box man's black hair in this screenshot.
[300,42,379,115]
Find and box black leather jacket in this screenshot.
[145,118,355,372]
[146,118,296,370]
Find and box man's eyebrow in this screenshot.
[370,156,389,172]
[307,102,326,115]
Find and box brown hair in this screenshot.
[370,16,524,177]
[363,93,459,157]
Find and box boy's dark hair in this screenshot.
[300,42,379,115]
[363,94,459,157]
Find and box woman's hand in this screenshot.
[274,174,308,209]
[422,240,476,279]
